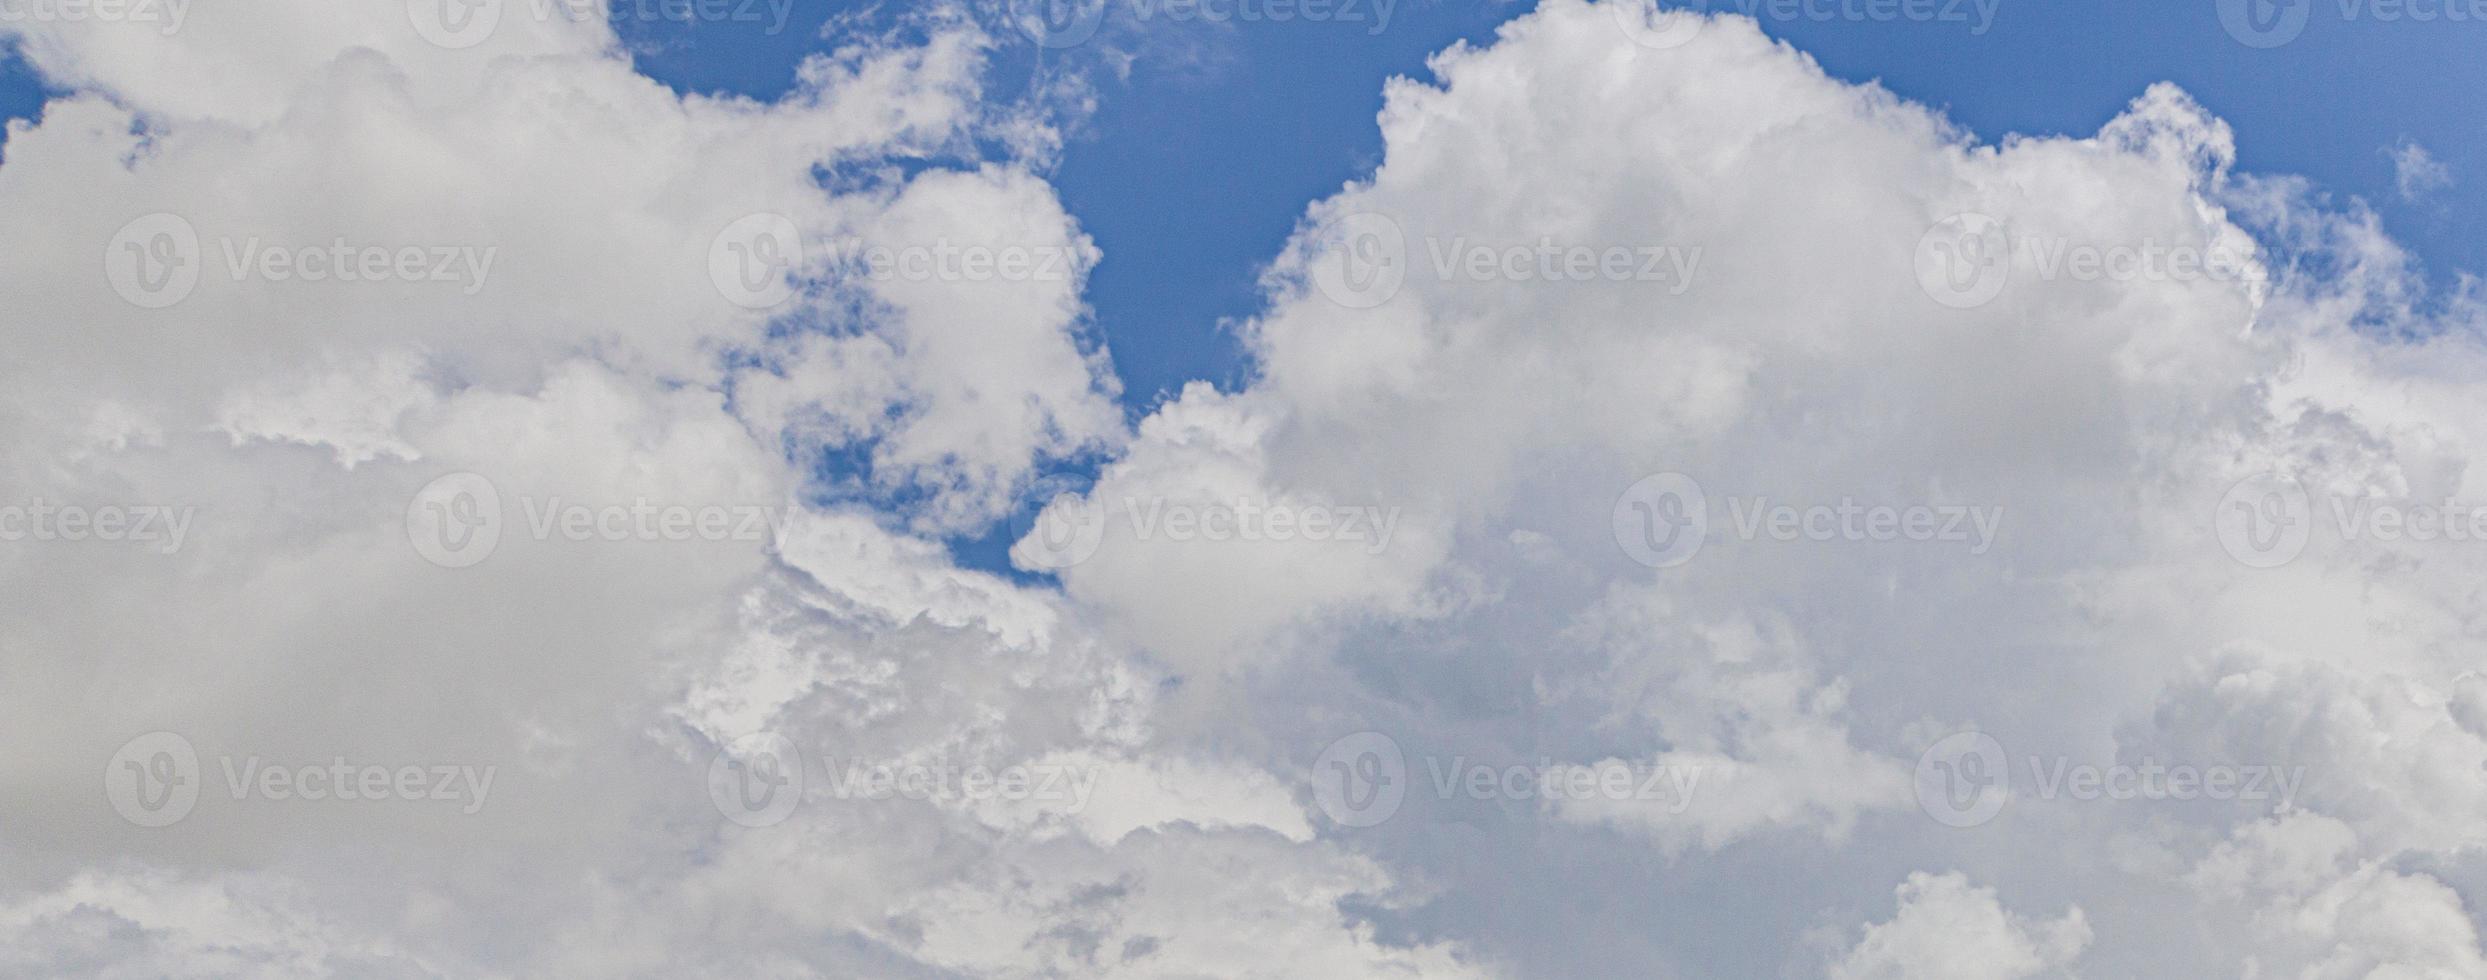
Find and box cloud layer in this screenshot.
[4,0,2484,976]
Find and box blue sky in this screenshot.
[1000,2,2472,410]
[14,1,2469,409]
[1067,0,2484,406]
[16,4,2487,973]
[19,0,2467,582]
[613,0,2476,577]
[9,0,2471,578]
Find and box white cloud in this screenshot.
[2190,814,2487,979]
[1829,872,2090,980]
[1019,0,2487,973]
[0,870,434,979]
[0,2,1455,975]
[2390,138,2453,202]
[8,0,2487,976]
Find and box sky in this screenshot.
[304,0,2487,579]
[8,1,2476,406]
[696,0,2478,579]
[5,1,2487,977]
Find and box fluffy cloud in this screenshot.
[1027,0,2487,974]
[0,1,1453,976]
[1828,872,2090,980]
[2190,814,2487,979]
[6,0,2487,976]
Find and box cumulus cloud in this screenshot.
[5,0,2486,976]
[1828,872,2090,980]
[1021,1,2487,974]
[2190,814,2487,978]
[0,1,1453,975]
